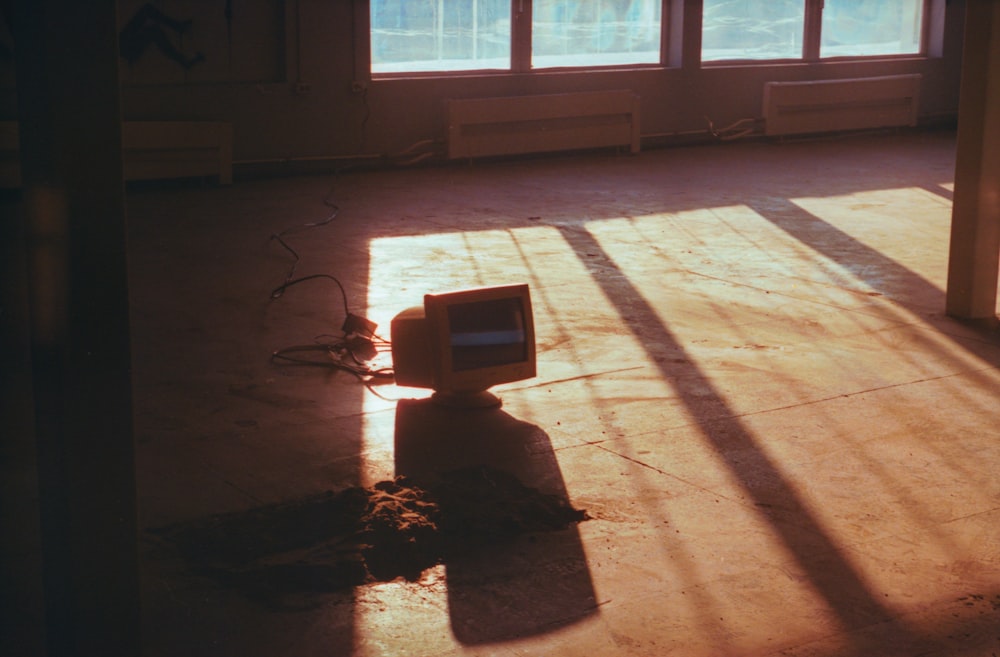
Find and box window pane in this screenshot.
[821,0,923,57]
[532,0,662,69]
[702,0,804,62]
[371,0,511,73]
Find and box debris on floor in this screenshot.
[149,465,588,609]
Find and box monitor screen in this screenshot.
[447,297,528,371]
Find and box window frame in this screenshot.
[525,0,670,73]
[361,0,672,79]
[700,0,933,67]
[356,0,939,82]
[815,0,930,62]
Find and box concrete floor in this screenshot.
[8,129,1000,656]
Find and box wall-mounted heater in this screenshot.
[0,120,233,187]
[446,90,641,159]
[763,74,921,137]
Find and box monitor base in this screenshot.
[430,390,502,409]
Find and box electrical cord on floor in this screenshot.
[269,188,340,292]
[388,138,442,166]
[269,273,350,312]
[269,286,390,383]
[271,341,394,379]
[705,116,763,141]
[271,342,396,401]
[268,173,367,326]
[266,172,409,399]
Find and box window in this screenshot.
[531,0,663,69]
[371,0,512,73]
[369,0,665,75]
[367,1,932,75]
[820,0,923,57]
[701,1,804,62]
[702,0,928,63]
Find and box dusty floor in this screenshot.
[8,129,1000,656]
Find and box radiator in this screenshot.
[763,74,921,137]
[122,121,233,184]
[0,120,233,188]
[447,90,641,159]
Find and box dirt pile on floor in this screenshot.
[152,465,587,608]
[358,477,443,581]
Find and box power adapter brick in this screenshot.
[342,313,377,339]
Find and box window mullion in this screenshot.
[512,0,532,73]
[803,0,823,61]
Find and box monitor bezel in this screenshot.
[423,283,536,395]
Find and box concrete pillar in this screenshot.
[946,0,1000,319]
[13,0,140,655]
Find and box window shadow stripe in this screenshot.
[556,223,912,645]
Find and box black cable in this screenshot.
[362,380,406,402]
[270,345,339,367]
[269,273,351,317]
[270,341,404,405]
[269,193,340,289]
[267,179,398,400]
[271,343,393,378]
[268,232,302,284]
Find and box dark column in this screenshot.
[674,0,701,69]
[946,0,1000,319]
[12,0,140,655]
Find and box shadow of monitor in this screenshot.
[394,398,599,645]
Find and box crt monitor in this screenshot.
[390,283,536,408]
